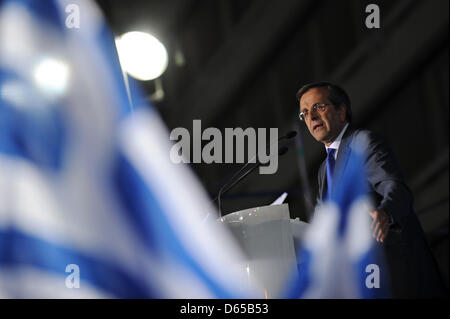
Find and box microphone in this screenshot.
[218,130,297,195]
[215,145,289,217]
[284,131,297,139]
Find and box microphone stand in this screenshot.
[215,146,289,217]
[217,131,297,194]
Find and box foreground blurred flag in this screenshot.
[0,0,255,298]
[284,140,390,298]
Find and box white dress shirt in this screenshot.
[324,123,349,159]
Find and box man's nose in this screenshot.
[310,112,319,121]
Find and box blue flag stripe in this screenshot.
[1,0,64,30]
[0,228,155,298]
[112,153,241,298]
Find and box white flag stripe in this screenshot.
[118,110,256,296]
[345,197,374,260]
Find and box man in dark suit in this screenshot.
[296,81,447,298]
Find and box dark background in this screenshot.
[96,0,449,286]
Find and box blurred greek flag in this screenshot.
[0,0,255,298]
[284,141,390,299]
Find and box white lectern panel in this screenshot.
[219,204,300,298]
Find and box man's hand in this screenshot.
[369,209,390,243]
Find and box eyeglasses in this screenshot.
[299,103,333,121]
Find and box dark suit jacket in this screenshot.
[316,126,447,298]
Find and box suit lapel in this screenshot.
[319,161,327,201]
[318,125,355,201]
[333,126,355,183]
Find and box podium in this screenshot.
[219,204,308,298]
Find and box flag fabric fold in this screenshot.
[0,0,256,298]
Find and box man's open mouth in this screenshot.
[313,123,324,131]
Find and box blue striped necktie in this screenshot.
[326,148,336,199]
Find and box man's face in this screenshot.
[299,87,347,146]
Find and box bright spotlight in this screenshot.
[33,58,70,99]
[115,31,168,81]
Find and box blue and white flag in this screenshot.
[284,140,390,299]
[0,0,257,298]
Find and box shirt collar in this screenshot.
[325,123,349,159]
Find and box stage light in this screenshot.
[115,31,168,81]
